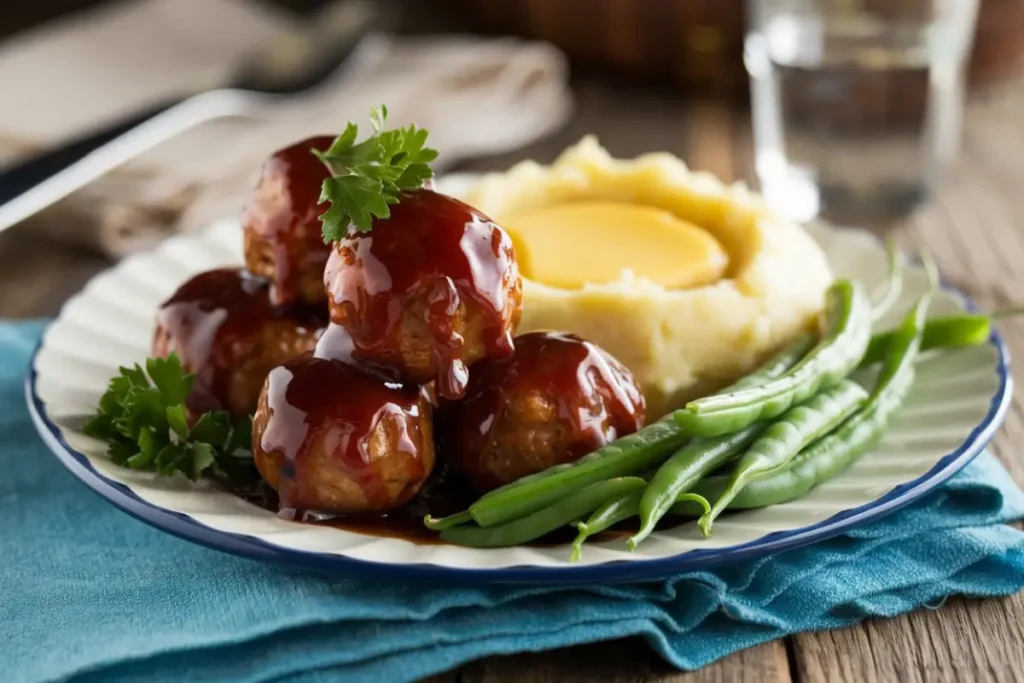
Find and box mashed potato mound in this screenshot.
[459,138,833,417]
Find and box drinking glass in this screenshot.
[745,0,980,223]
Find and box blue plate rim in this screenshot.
[25,298,1013,586]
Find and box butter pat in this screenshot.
[504,201,728,290]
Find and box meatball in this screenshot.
[252,355,435,514]
[242,136,334,307]
[153,268,326,417]
[324,189,523,400]
[444,331,646,491]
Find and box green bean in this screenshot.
[628,422,767,550]
[564,335,812,557]
[424,460,584,530]
[479,460,579,499]
[675,244,896,438]
[564,334,814,556]
[670,483,725,516]
[698,378,869,537]
[863,296,1024,369]
[861,313,990,367]
[466,418,690,527]
[722,333,818,392]
[674,335,817,438]
[680,260,939,517]
[440,477,647,548]
[570,492,640,562]
[570,491,709,562]
[671,404,763,439]
[678,280,872,434]
[872,235,904,323]
[430,312,816,534]
[423,510,472,531]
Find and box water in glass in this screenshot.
[746,0,979,222]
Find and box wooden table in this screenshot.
[4,73,1024,683]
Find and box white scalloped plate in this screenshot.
[26,179,1012,584]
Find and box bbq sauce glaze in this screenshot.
[242,135,334,307]
[236,459,474,542]
[323,189,522,400]
[448,331,647,491]
[254,355,436,517]
[153,268,325,416]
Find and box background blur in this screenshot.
[5,0,1023,87]
[1,0,1023,314]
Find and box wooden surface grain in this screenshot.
[3,74,1024,682]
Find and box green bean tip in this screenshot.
[422,510,473,531]
[697,514,713,539]
[569,541,583,563]
[422,515,444,531]
[625,522,652,552]
[677,492,712,516]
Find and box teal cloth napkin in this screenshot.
[5,319,1024,683]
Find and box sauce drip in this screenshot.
[259,356,428,512]
[313,322,405,384]
[229,458,475,543]
[313,322,358,364]
[324,190,520,400]
[154,268,325,415]
[451,331,646,489]
[242,135,334,306]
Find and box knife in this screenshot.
[0,0,381,235]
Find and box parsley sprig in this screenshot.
[315,105,438,242]
[83,353,253,481]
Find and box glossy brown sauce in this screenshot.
[312,321,411,384]
[450,331,647,490]
[242,135,334,306]
[324,189,519,400]
[510,332,646,445]
[154,268,325,415]
[230,333,651,544]
[182,143,646,544]
[228,456,474,542]
[313,321,359,364]
[258,356,429,512]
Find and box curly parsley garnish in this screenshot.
[315,105,438,242]
[83,353,253,481]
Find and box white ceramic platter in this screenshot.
[27,180,1011,585]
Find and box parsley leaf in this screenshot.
[316,106,438,242]
[166,404,189,439]
[84,352,256,482]
[147,355,193,406]
[190,442,217,481]
[190,411,232,446]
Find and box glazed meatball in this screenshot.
[252,355,435,514]
[242,136,334,307]
[153,268,326,417]
[445,332,646,491]
[324,189,523,400]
